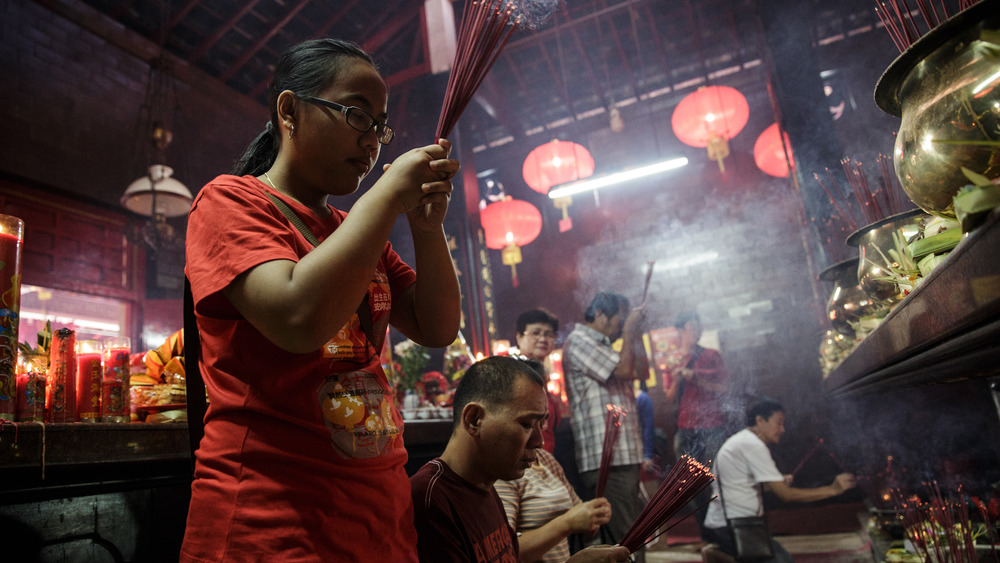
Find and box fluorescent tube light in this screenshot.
[548,157,688,199]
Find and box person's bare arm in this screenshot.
[225,142,458,353]
[516,498,611,562]
[566,544,631,563]
[612,308,645,379]
[764,473,856,503]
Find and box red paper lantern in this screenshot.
[671,86,749,171]
[522,140,595,194]
[753,122,793,178]
[480,197,542,287]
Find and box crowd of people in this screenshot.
[182,37,857,563]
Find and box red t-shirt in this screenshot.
[676,347,728,429]
[181,175,418,562]
[410,459,519,563]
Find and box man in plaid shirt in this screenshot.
[563,291,647,562]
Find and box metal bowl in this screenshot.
[818,257,887,337]
[874,1,1000,218]
[846,210,928,306]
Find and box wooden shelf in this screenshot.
[823,208,1000,396]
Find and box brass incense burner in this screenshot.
[874,1,1000,218]
[819,258,887,337]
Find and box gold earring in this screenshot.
[287,125,294,140]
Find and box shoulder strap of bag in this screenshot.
[685,345,704,369]
[715,454,765,520]
[262,191,376,346]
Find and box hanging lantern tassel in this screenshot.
[553,196,573,232]
[501,244,522,287]
[706,135,729,172]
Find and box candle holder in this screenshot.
[102,336,131,422]
[0,213,24,421]
[47,328,77,422]
[16,351,47,422]
[76,340,103,423]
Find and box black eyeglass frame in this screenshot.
[297,94,394,145]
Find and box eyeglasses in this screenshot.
[522,329,556,339]
[297,95,394,145]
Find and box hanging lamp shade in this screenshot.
[480,196,542,287]
[671,86,749,172]
[753,123,794,178]
[121,164,193,218]
[522,140,595,194]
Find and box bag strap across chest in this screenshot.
[263,191,376,347]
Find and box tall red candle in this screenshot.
[48,328,77,422]
[76,340,103,422]
[102,337,130,422]
[0,215,24,421]
[16,351,47,422]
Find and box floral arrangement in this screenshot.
[420,371,452,406]
[392,339,429,392]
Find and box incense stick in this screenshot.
[791,438,824,477]
[620,455,715,553]
[875,0,978,53]
[435,0,521,140]
[595,405,624,498]
[641,260,655,305]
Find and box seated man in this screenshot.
[703,399,857,563]
[410,355,630,563]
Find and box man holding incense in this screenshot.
[562,291,647,561]
[663,311,730,538]
[703,399,856,563]
[410,355,630,563]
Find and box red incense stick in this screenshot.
[791,438,824,477]
[595,405,624,498]
[435,0,521,140]
[620,455,715,553]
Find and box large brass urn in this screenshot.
[874,1,1000,218]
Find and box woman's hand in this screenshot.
[567,545,632,562]
[380,138,460,230]
[564,497,612,536]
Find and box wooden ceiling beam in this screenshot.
[187,0,262,64]
[219,0,313,82]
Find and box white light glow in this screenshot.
[972,69,1000,95]
[548,157,688,199]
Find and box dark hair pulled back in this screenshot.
[231,39,376,176]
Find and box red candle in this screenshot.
[16,372,46,422]
[76,341,103,422]
[103,345,131,381]
[48,328,77,422]
[102,338,131,422]
[101,380,125,422]
[0,215,24,421]
[16,351,47,421]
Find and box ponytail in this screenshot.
[231,124,278,176]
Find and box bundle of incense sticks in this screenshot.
[894,483,995,563]
[814,155,914,231]
[620,455,715,553]
[595,405,625,498]
[875,0,980,53]
[435,0,521,140]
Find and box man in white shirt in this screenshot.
[703,399,856,563]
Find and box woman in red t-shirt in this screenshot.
[182,38,461,562]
